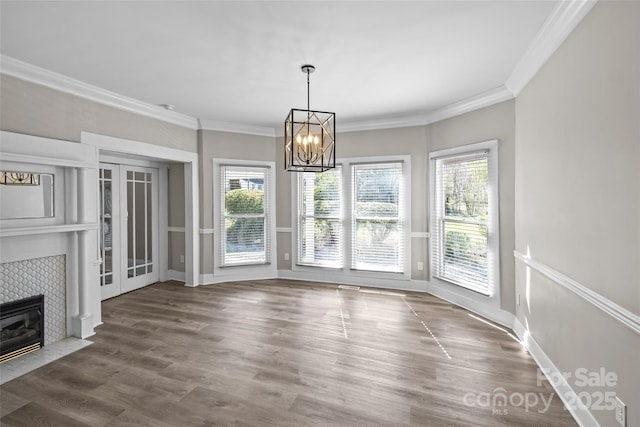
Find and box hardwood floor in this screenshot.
[1,280,577,426]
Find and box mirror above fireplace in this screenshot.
[0,171,54,220]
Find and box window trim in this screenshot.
[213,158,276,276]
[429,140,500,301]
[292,155,411,280]
[351,161,406,274]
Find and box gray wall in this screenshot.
[515,2,639,426]
[429,100,516,312]
[7,11,636,424]
[168,162,186,272]
[0,73,196,278]
[275,136,293,270]
[276,101,516,308]
[275,125,430,280]
[0,66,517,314]
[338,126,430,282]
[198,129,276,274]
[0,74,197,151]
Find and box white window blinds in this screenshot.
[297,166,343,268]
[432,151,491,294]
[220,165,270,267]
[352,162,404,273]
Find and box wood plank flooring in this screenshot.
[0,279,577,426]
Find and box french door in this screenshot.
[99,164,120,300]
[99,164,159,300]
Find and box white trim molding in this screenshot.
[291,155,412,279]
[506,0,598,96]
[337,112,435,134]
[514,250,640,335]
[199,228,214,235]
[168,269,186,282]
[212,158,277,278]
[410,231,430,239]
[1,55,199,130]
[276,227,292,233]
[0,56,514,137]
[0,131,98,169]
[426,279,514,328]
[82,132,200,287]
[335,86,514,134]
[512,318,599,427]
[278,270,428,293]
[429,140,501,304]
[201,271,278,285]
[0,223,99,238]
[423,86,514,126]
[198,119,276,138]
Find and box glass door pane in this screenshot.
[100,168,113,285]
[122,166,158,292]
[99,165,121,300]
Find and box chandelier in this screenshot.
[284,65,335,172]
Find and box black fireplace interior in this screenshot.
[0,294,44,362]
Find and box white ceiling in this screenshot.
[1,1,560,133]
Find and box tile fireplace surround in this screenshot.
[0,255,67,346]
[0,131,101,376]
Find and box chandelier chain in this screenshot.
[307,68,311,117]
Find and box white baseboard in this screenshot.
[277,270,514,328]
[277,269,428,293]
[200,271,277,285]
[512,318,599,427]
[425,280,513,328]
[167,269,185,282]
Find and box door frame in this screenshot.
[99,163,122,300]
[82,132,200,287]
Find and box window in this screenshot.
[352,162,404,273]
[430,141,499,296]
[294,157,409,276]
[297,166,343,268]
[219,165,271,267]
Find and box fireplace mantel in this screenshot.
[0,223,99,238]
[0,131,101,340]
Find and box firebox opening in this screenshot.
[0,294,45,363]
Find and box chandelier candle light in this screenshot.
[284,65,336,172]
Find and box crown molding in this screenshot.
[0,55,199,130]
[422,86,515,126]
[1,54,511,136]
[335,85,514,134]
[506,0,598,96]
[337,113,430,134]
[197,119,276,137]
[1,0,596,138]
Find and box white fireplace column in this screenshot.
[72,167,96,338]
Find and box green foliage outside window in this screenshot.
[225,189,264,214]
[225,189,264,251]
